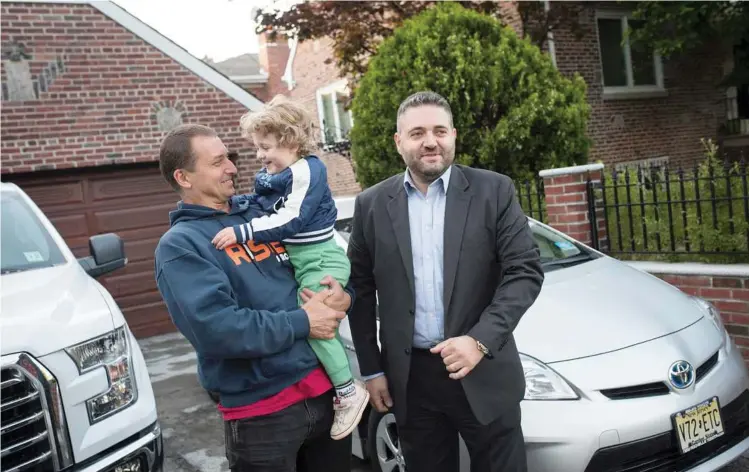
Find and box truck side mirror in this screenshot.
[78,233,127,278]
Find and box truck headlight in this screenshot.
[65,326,137,423]
[521,353,579,400]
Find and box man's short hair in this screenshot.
[396,91,454,131]
[239,94,318,157]
[159,124,217,192]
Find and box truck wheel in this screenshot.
[367,409,407,472]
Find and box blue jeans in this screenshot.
[224,389,352,472]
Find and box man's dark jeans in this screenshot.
[224,389,352,472]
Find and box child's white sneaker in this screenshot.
[331,380,369,440]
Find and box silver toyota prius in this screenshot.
[332,196,749,472]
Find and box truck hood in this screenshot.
[1,263,116,357]
[514,257,705,363]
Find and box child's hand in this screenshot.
[212,227,237,250]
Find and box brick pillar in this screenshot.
[539,163,608,250]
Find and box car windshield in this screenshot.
[1,190,67,275]
[528,220,596,270]
[333,217,595,272]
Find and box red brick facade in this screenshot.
[0,2,261,192]
[541,165,607,247]
[551,3,728,168]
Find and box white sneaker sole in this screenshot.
[331,389,370,441]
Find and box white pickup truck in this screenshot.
[1,182,163,472]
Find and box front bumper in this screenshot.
[584,390,749,471]
[523,336,749,472]
[75,421,163,472]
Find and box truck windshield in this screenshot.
[1,191,67,274]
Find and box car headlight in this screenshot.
[521,353,579,400]
[65,326,137,423]
[692,297,726,337]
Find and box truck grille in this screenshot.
[1,366,54,472]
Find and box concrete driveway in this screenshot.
[139,332,369,472]
[139,332,749,472]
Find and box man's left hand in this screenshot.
[430,336,485,380]
[299,276,351,313]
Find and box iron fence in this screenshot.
[515,177,547,224]
[593,160,749,263]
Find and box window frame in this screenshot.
[595,10,665,99]
[315,79,354,146]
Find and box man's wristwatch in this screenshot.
[476,339,491,357]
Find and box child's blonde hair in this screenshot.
[239,95,318,156]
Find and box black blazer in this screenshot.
[347,165,544,426]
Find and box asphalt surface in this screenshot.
[140,331,749,472]
[140,331,369,472]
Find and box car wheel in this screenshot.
[367,410,407,472]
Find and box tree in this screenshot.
[254,1,584,94]
[348,2,591,188]
[628,1,749,86]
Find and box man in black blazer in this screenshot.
[347,91,544,472]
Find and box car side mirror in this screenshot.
[78,233,127,278]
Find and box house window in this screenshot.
[316,80,353,145]
[596,12,664,97]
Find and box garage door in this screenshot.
[6,164,178,338]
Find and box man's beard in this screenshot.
[408,147,454,182]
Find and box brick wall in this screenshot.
[0,2,260,193]
[540,164,607,247]
[551,2,727,168]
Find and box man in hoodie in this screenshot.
[154,124,354,472]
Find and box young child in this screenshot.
[211,95,369,440]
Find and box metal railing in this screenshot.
[595,160,749,262]
[515,177,547,224]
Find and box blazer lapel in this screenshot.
[386,176,415,297]
[443,166,471,315]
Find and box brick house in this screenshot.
[259,1,748,173]
[0,0,269,337]
[548,3,749,168]
[207,40,363,196]
[246,29,363,196]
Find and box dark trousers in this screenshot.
[400,348,527,472]
[224,389,352,472]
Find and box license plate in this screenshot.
[671,396,725,454]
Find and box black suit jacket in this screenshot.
[347,165,544,426]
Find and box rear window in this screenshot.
[1,191,67,274]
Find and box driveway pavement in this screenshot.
[139,331,749,472]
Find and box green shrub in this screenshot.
[602,141,749,264]
[349,2,591,188]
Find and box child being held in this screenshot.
[211,95,369,441]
